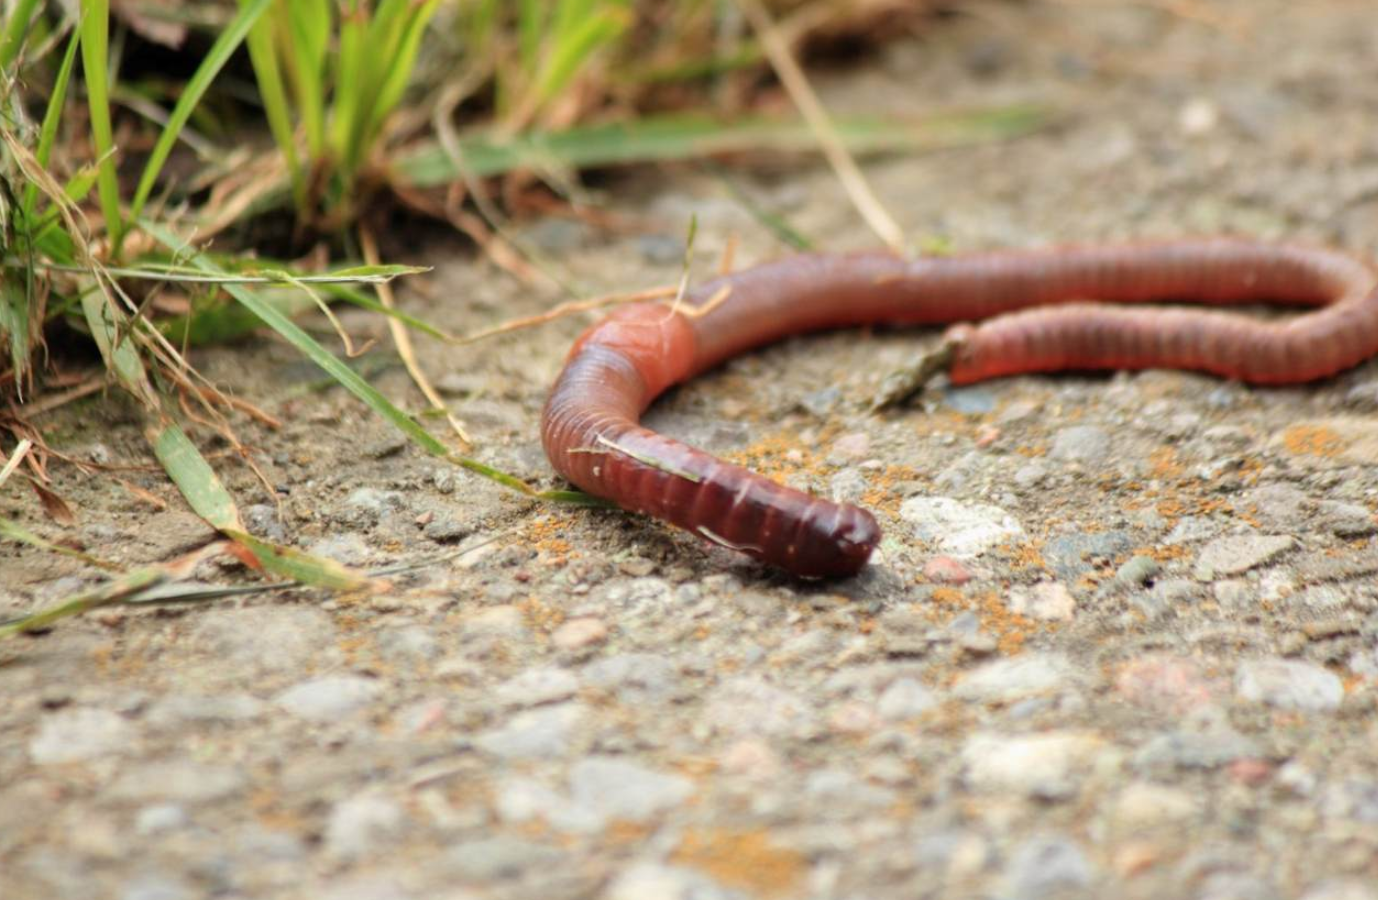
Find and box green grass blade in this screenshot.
[23,16,81,220]
[80,290,159,408]
[141,219,453,459]
[394,106,1050,186]
[125,0,273,243]
[79,0,122,248]
[0,514,123,572]
[240,0,303,211]
[148,420,244,530]
[531,7,627,108]
[0,0,43,70]
[226,531,368,590]
[0,567,166,637]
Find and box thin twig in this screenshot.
[735,0,905,253]
[449,284,678,345]
[359,226,473,448]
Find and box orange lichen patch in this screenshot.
[521,512,581,564]
[672,828,807,898]
[1149,446,1184,479]
[997,540,1047,573]
[973,590,1040,655]
[1145,544,1191,562]
[728,432,820,482]
[517,596,565,633]
[859,463,927,518]
[1281,424,1346,458]
[605,820,654,845]
[1014,443,1048,458]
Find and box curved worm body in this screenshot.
[542,239,1378,577]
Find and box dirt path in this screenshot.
[4,2,1378,898]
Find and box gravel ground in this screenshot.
[5,2,1378,899]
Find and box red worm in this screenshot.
[541,239,1378,578]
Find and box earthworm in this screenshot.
[542,239,1378,577]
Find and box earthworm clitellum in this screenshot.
[541,239,1378,578]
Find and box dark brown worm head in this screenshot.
[782,502,882,578]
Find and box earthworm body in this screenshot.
[542,240,1378,578]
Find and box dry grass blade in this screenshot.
[0,438,33,488]
[450,284,678,345]
[735,0,905,254]
[359,226,472,447]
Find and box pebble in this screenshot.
[275,676,381,721]
[552,617,609,651]
[1115,655,1215,712]
[604,863,733,900]
[963,731,1107,799]
[1003,834,1095,898]
[1194,535,1295,580]
[121,874,195,900]
[475,702,586,759]
[325,792,406,859]
[496,667,580,707]
[1006,582,1076,621]
[1108,782,1197,833]
[876,677,939,720]
[307,533,372,566]
[423,516,472,543]
[805,768,898,814]
[1315,500,1377,536]
[829,431,870,460]
[702,676,819,739]
[189,607,339,675]
[923,556,973,585]
[134,805,188,835]
[900,496,1026,558]
[146,693,264,727]
[718,739,783,779]
[1115,555,1160,587]
[1236,658,1344,712]
[1043,531,1133,581]
[461,605,528,639]
[108,761,246,804]
[1301,880,1378,900]
[1049,425,1112,463]
[583,653,680,702]
[445,837,565,881]
[955,653,1077,702]
[564,757,693,828]
[375,625,441,664]
[29,708,136,764]
[1133,727,1259,771]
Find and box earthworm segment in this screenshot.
[541,239,1378,577]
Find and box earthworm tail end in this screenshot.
[541,304,880,577]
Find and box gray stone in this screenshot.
[1302,880,1378,900]
[121,874,195,900]
[375,625,441,664]
[1133,729,1259,771]
[307,533,372,566]
[804,768,897,813]
[876,677,938,720]
[445,837,565,881]
[955,654,1077,702]
[702,676,818,739]
[1194,535,1295,580]
[1116,555,1160,586]
[1241,484,1309,525]
[963,731,1108,799]
[325,792,406,859]
[29,708,136,764]
[108,762,246,804]
[583,653,680,702]
[496,666,580,707]
[1164,516,1221,545]
[1044,531,1134,581]
[1003,835,1094,899]
[1316,500,1377,536]
[423,516,472,543]
[1007,582,1076,621]
[1236,659,1344,712]
[942,385,998,414]
[900,496,1026,558]
[1197,873,1281,900]
[1050,425,1112,463]
[135,805,188,835]
[275,676,381,721]
[605,863,740,900]
[475,702,585,759]
[563,757,693,828]
[146,693,264,727]
[188,606,339,675]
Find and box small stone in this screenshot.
[564,757,692,828]
[1115,655,1215,712]
[423,516,472,543]
[325,792,406,860]
[604,863,723,900]
[1007,582,1076,621]
[121,874,195,900]
[375,625,441,664]
[1236,658,1344,712]
[1133,728,1259,771]
[702,676,818,739]
[900,496,1026,559]
[108,761,246,804]
[146,693,264,727]
[462,605,528,638]
[830,432,870,460]
[877,677,938,720]
[719,739,783,779]
[923,556,972,585]
[275,676,381,721]
[963,731,1107,799]
[955,653,1076,702]
[1115,555,1160,587]
[1108,782,1197,833]
[804,768,897,813]
[1050,425,1111,463]
[475,702,585,759]
[307,533,372,566]
[189,606,339,675]
[552,617,608,651]
[1301,880,1378,900]
[1194,535,1295,580]
[496,667,580,708]
[29,708,136,764]
[1003,835,1095,897]
[1179,97,1220,134]
[445,837,564,881]
[583,653,680,702]
[1315,500,1377,536]
[1044,531,1134,581]
[134,805,187,835]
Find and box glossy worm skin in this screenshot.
[542,239,1378,577]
